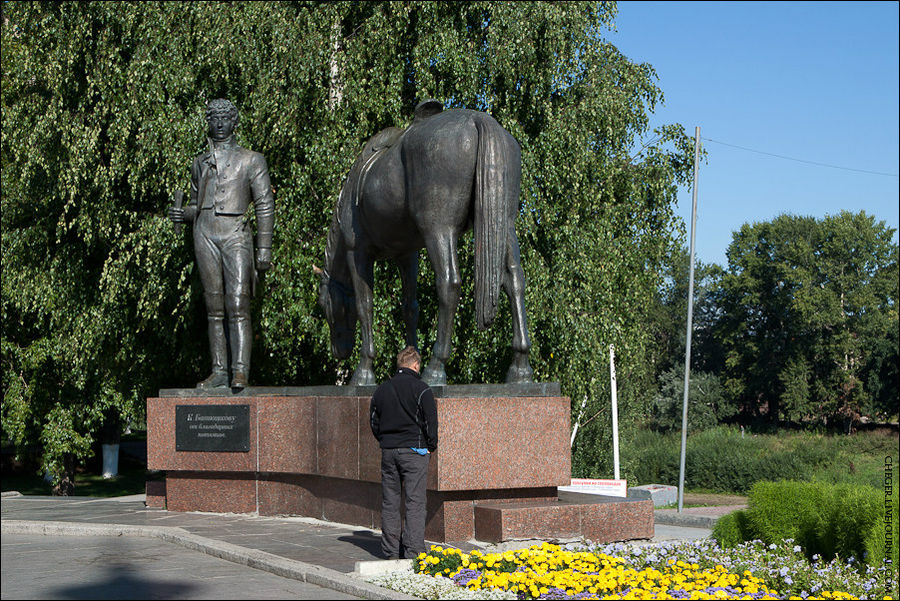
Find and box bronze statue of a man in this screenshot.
[168,99,275,389]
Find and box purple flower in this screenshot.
[450,568,480,586]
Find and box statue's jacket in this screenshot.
[189,136,275,249]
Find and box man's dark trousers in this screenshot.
[380,448,429,559]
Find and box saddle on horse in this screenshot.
[349,100,445,207]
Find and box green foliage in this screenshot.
[2,3,695,486]
[865,487,899,567]
[717,212,899,427]
[711,509,752,549]
[739,480,899,566]
[625,426,891,495]
[747,480,828,553]
[621,427,680,485]
[650,367,731,433]
[686,429,827,494]
[647,246,725,377]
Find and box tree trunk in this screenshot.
[328,17,343,111]
[51,454,76,496]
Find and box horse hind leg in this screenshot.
[422,233,461,386]
[502,228,534,383]
[396,252,419,350]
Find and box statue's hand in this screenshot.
[256,248,272,272]
[168,206,186,223]
[168,205,196,224]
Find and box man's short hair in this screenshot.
[206,98,239,125]
[397,346,421,369]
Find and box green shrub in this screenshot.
[711,509,753,549]
[819,483,898,566]
[738,479,898,566]
[685,428,808,493]
[864,490,899,567]
[624,429,679,485]
[786,435,833,468]
[625,428,893,494]
[747,480,827,553]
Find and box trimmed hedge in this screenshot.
[711,480,899,567]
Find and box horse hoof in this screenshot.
[505,364,534,384]
[422,363,447,387]
[349,368,376,386]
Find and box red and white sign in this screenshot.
[559,478,627,498]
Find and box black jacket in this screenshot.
[370,368,438,452]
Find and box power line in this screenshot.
[701,136,899,178]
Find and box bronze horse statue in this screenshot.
[316,100,533,386]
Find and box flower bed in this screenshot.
[366,539,898,600]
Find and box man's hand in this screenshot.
[256,248,272,272]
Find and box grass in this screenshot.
[2,466,149,497]
[1,441,151,498]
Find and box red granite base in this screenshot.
[145,387,651,543]
[147,390,570,490]
[145,480,166,509]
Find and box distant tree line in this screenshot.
[650,211,898,433]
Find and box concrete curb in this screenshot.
[654,511,720,529]
[353,559,415,578]
[1,520,419,600]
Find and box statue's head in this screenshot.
[206,98,238,141]
[314,266,357,360]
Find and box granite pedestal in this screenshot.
[147,385,652,543]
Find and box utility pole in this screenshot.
[678,126,701,513]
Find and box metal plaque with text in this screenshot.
[175,404,250,452]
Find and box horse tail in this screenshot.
[473,114,519,330]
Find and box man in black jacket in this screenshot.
[370,346,438,559]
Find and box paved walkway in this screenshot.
[1,493,714,599]
[655,503,746,529]
[2,532,363,600]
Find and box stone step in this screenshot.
[473,495,653,543]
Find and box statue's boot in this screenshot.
[230,372,249,389]
[198,371,228,389]
[198,314,228,389]
[229,305,251,389]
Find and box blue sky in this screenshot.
[606,1,899,267]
